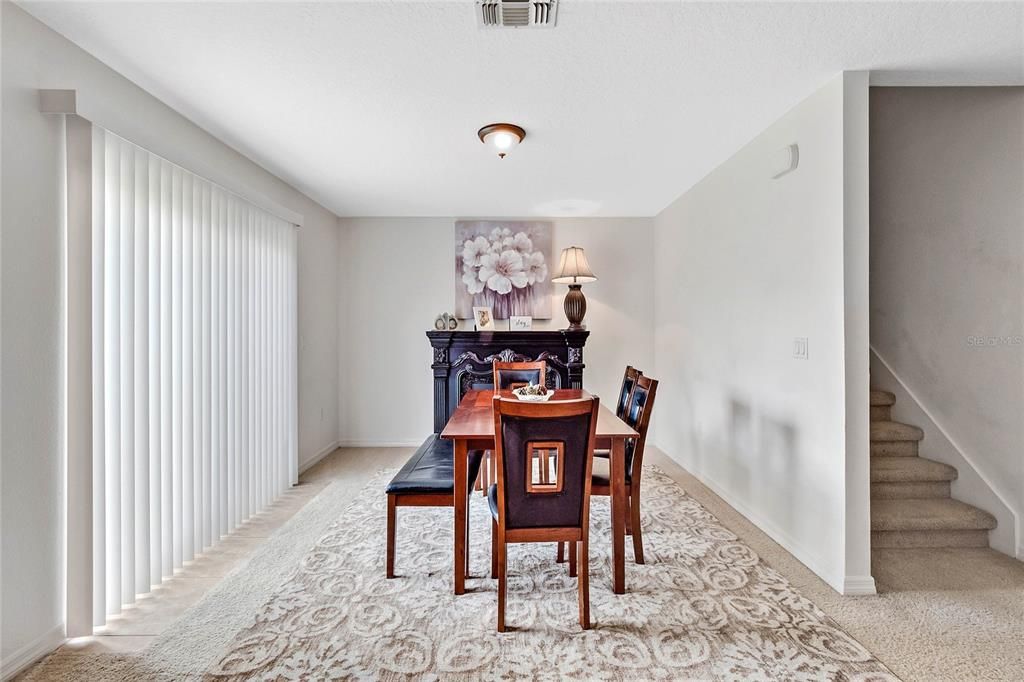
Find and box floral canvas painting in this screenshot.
[455,221,553,319]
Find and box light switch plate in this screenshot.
[793,337,809,360]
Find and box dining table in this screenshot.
[440,388,639,596]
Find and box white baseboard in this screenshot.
[298,440,340,474]
[657,447,853,595]
[842,575,878,596]
[1,624,65,681]
[336,440,422,448]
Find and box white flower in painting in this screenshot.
[524,251,547,285]
[479,250,527,295]
[490,226,512,242]
[461,236,490,268]
[511,231,533,254]
[462,269,484,295]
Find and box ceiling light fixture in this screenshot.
[477,123,525,159]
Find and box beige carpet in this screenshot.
[24,466,897,681]
[643,453,1024,682]
[21,448,1024,681]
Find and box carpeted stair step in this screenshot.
[870,389,895,406]
[871,421,923,457]
[872,421,924,441]
[872,528,991,549]
[870,390,895,422]
[871,498,994,531]
[871,498,996,548]
[871,457,957,499]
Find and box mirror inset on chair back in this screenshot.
[492,361,546,391]
[616,366,642,418]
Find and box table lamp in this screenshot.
[551,246,597,330]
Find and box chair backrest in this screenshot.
[492,396,599,531]
[623,375,658,480]
[616,366,642,419]
[492,361,546,391]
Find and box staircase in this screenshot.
[870,389,997,548]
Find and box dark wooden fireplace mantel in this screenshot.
[427,329,590,433]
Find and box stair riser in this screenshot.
[870,406,891,421]
[872,529,989,549]
[871,481,950,499]
[871,441,918,457]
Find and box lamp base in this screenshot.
[563,284,587,330]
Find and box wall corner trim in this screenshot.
[39,89,78,114]
[1,624,65,681]
[842,575,877,596]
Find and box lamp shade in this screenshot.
[551,246,597,284]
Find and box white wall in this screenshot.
[1,4,340,673]
[652,73,872,594]
[869,86,1024,558]
[337,217,654,445]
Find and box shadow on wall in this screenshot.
[724,394,811,546]
[670,383,838,562]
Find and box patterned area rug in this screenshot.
[205,467,897,681]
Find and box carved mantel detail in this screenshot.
[427,330,589,433]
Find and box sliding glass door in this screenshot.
[90,128,297,624]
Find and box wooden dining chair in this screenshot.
[488,395,599,632]
[556,364,640,564]
[558,374,658,568]
[492,360,546,390]
[478,361,549,494]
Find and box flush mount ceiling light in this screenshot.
[477,123,525,159]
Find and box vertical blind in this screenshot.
[91,128,298,625]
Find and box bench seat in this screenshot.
[386,435,484,495]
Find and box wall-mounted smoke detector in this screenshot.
[476,0,558,29]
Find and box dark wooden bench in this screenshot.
[385,435,483,578]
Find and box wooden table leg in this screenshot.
[454,438,468,595]
[609,437,626,594]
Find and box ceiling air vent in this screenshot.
[477,0,558,29]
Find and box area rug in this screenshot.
[23,466,899,681]
[207,466,896,680]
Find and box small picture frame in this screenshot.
[510,315,533,331]
[473,306,495,331]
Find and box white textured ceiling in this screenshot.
[20,1,1024,217]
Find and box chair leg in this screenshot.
[568,540,577,578]
[556,541,565,563]
[497,539,507,632]
[481,451,492,497]
[477,452,486,494]
[630,491,645,564]
[465,492,472,576]
[578,539,591,630]
[491,518,499,578]
[386,495,396,579]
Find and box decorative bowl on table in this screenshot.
[512,384,552,402]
